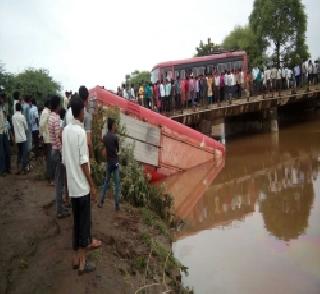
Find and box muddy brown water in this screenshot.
[164,116,320,294]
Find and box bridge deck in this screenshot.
[170,85,320,123]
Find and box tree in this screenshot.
[125,70,151,87]
[194,38,223,57]
[249,0,309,67]
[223,25,264,67]
[14,68,61,105]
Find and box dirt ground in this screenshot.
[0,160,184,294]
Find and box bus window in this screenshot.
[151,68,159,84]
[193,67,200,77]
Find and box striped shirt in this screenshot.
[48,111,61,150]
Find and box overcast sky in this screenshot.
[1,0,319,92]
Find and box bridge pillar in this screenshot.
[270,107,279,132]
[211,118,226,144]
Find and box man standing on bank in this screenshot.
[98,117,121,211]
[62,97,99,275]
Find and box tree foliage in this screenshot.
[223,25,264,67]
[194,38,223,57]
[14,68,61,104]
[125,70,151,87]
[249,0,309,67]
[0,63,61,112]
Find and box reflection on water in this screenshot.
[169,118,320,294]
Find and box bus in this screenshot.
[151,51,248,83]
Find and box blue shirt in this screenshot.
[29,105,39,131]
[23,103,31,130]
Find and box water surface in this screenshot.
[167,118,320,294]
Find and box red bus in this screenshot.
[151,51,248,83]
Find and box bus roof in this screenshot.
[152,51,247,69]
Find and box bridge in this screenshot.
[170,85,320,143]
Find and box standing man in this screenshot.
[194,76,199,105]
[252,66,259,95]
[62,97,98,275]
[313,61,318,85]
[165,79,172,112]
[130,84,135,100]
[215,71,221,103]
[160,80,166,112]
[98,118,121,211]
[207,74,213,105]
[138,84,144,106]
[3,111,11,174]
[39,98,53,184]
[12,103,28,175]
[30,98,39,159]
[0,93,7,176]
[189,76,195,107]
[294,64,301,88]
[79,86,93,158]
[64,91,71,109]
[307,60,313,85]
[49,95,70,219]
[281,67,286,90]
[175,76,181,110]
[22,95,32,168]
[271,66,277,92]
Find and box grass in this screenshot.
[141,208,170,238]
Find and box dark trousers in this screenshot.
[3,134,11,172]
[71,194,91,250]
[295,75,300,87]
[175,93,181,110]
[32,130,39,158]
[236,84,241,98]
[52,149,66,215]
[17,142,27,171]
[43,143,53,181]
[0,134,5,173]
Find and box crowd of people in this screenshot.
[117,59,320,114]
[0,86,121,275]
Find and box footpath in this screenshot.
[0,160,188,294]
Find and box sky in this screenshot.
[1,0,319,92]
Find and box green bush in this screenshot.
[91,106,174,223]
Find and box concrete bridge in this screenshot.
[170,86,320,143]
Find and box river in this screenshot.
[165,116,320,294]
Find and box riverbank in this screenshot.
[0,159,189,294]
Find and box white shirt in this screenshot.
[62,119,90,197]
[240,71,244,84]
[65,108,74,126]
[230,74,236,86]
[160,84,165,98]
[39,107,50,144]
[313,63,318,74]
[64,97,70,109]
[225,74,231,86]
[252,67,259,80]
[215,75,220,86]
[277,69,281,80]
[265,69,271,80]
[130,88,135,98]
[12,111,28,143]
